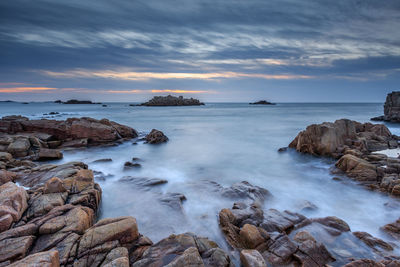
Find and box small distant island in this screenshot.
[139,95,204,106]
[55,99,101,104]
[249,100,275,105]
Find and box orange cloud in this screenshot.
[150,89,208,93]
[0,87,57,93]
[42,69,312,81]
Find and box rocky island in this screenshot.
[372,91,400,122]
[249,100,275,105]
[139,95,204,106]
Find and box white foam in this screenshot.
[15,182,30,190]
[373,148,400,158]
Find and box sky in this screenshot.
[0,0,399,102]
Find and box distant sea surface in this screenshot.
[2,102,400,248]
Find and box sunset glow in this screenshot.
[0,87,57,93]
[42,70,312,81]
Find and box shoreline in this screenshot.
[1,116,400,266]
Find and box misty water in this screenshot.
[2,102,400,250]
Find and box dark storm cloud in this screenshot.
[0,0,399,101]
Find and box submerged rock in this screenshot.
[119,176,168,187]
[139,95,204,106]
[158,192,187,211]
[124,161,142,169]
[220,181,271,205]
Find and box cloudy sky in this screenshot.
[0,0,399,102]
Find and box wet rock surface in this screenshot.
[131,232,233,267]
[218,202,400,267]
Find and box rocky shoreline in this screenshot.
[1,116,400,266]
[287,119,400,196]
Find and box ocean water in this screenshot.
[2,102,400,249]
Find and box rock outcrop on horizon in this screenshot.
[0,116,138,160]
[249,100,275,105]
[139,95,204,106]
[372,91,400,122]
[288,119,400,196]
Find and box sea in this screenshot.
[1,101,400,250]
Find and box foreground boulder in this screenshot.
[132,232,233,267]
[7,250,60,267]
[219,203,398,266]
[372,91,400,122]
[139,95,204,106]
[0,182,28,232]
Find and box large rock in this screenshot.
[0,235,35,263]
[7,250,59,267]
[0,170,17,185]
[7,137,31,157]
[77,216,139,261]
[146,129,169,144]
[372,91,400,122]
[240,249,266,267]
[132,233,232,267]
[0,116,138,148]
[289,119,395,158]
[381,218,400,241]
[37,148,63,160]
[335,154,378,181]
[140,95,204,106]
[0,182,28,232]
